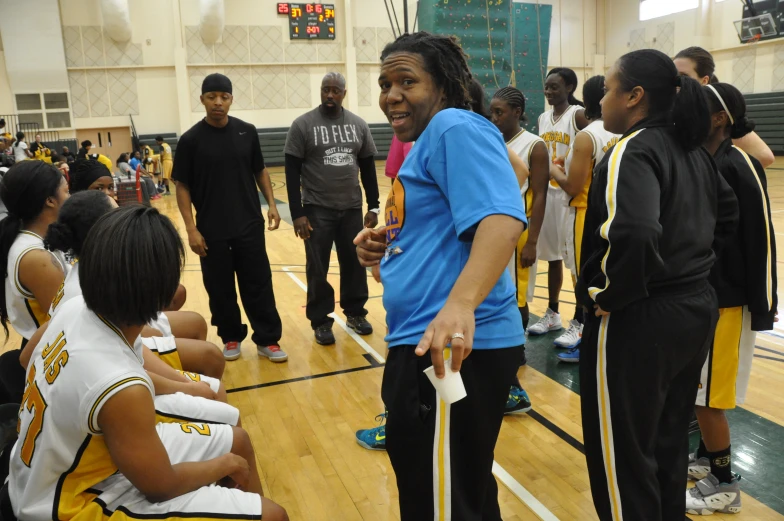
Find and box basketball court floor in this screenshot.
[5,160,784,521]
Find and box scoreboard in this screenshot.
[278,3,336,40]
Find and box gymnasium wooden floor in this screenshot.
[7,159,784,520]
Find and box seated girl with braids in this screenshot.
[67,159,222,378]
[19,191,237,424]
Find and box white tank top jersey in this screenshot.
[563,120,621,208]
[538,105,582,191]
[10,296,153,521]
[5,231,70,339]
[506,129,545,217]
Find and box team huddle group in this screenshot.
[0,30,778,521]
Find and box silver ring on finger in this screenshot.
[451,333,465,341]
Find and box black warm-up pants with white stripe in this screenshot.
[580,282,718,521]
[382,345,520,521]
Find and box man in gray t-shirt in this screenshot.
[285,72,379,346]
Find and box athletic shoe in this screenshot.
[223,341,241,361]
[157,187,165,193]
[257,344,288,363]
[151,194,162,200]
[557,347,580,363]
[504,386,532,415]
[686,474,742,515]
[355,412,387,451]
[688,452,711,481]
[314,324,335,345]
[527,308,563,335]
[163,191,172,196]
[554,320,583,348]
[347,315,373,335]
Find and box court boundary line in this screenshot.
[281,266,562,521]
[227,354,383,393]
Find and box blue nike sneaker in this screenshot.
[557,347,580,363]
[355,411,387,451]
[504,386,532,415]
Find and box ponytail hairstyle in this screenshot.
[582,75,605,120]
[674,46,715,81]
[704,83,756,140]
[0,161,64,336]
[546,67,584,107]
[467,78,491,120]
[14,132,24,148]
[116,152,128,165]
[616,49,710,151]
[45,190,115,259]
[492,86,527,122]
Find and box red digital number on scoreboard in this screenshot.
[277,2,289,14]
[307,26,320,35]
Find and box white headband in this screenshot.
[706,85,735,125]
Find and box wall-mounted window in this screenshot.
[14,93,72,130]
[640,0,699,21]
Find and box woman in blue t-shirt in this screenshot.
[355,32,527,520]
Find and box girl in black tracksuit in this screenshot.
[575,49,739,521]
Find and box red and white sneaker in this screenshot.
[223,341,241,361]
[258,344,288,363]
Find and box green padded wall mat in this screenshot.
[418,0,552,133]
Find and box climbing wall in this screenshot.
[418,0,552,132]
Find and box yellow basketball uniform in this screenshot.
[562,120,619,278]
[506,129,545,308]
[159,142,173,180]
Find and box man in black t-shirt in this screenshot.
[173,73,286,363]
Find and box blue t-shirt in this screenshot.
[129,157,141,171]
[381,109,527,349]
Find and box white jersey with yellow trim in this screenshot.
[5,231,70,339]
[507,129,545,217]
[9,296,153,521]
[563,120,620,208]
[538,105,581,167]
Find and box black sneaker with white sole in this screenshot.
[347,316,373,335]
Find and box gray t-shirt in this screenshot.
[285,107,377,210]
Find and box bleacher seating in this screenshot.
[138,123,394,168]
[743,92,784,156]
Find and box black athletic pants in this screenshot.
[580,283,717,521]
[304,205,368,329]
[382,345,520,521]
[199,222,282,346]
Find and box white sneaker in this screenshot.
[527,308,563,336]
[688,452,711,481]
[554,320,583,348]
[686,474,742,515]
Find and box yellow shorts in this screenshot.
[162,159,173,180]
[696,306,755,409]
[513,227,531,307]
[141,336,183,371]
[564,206,586,277]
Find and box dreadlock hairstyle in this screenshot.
[380,32,473,110]
[674,46,718,82]
[492,86,527,122]
[546,67,584,107]
[616,49,710,150]
[468,78,491,120]
[582,76,605,120]
[704,83,756,140]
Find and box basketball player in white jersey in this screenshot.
[490,86,549,414]
[549,76,620,362]
[530,68,590,337]
[10,205,288,521]
[0,161,69,405]
[18,191,238,426]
